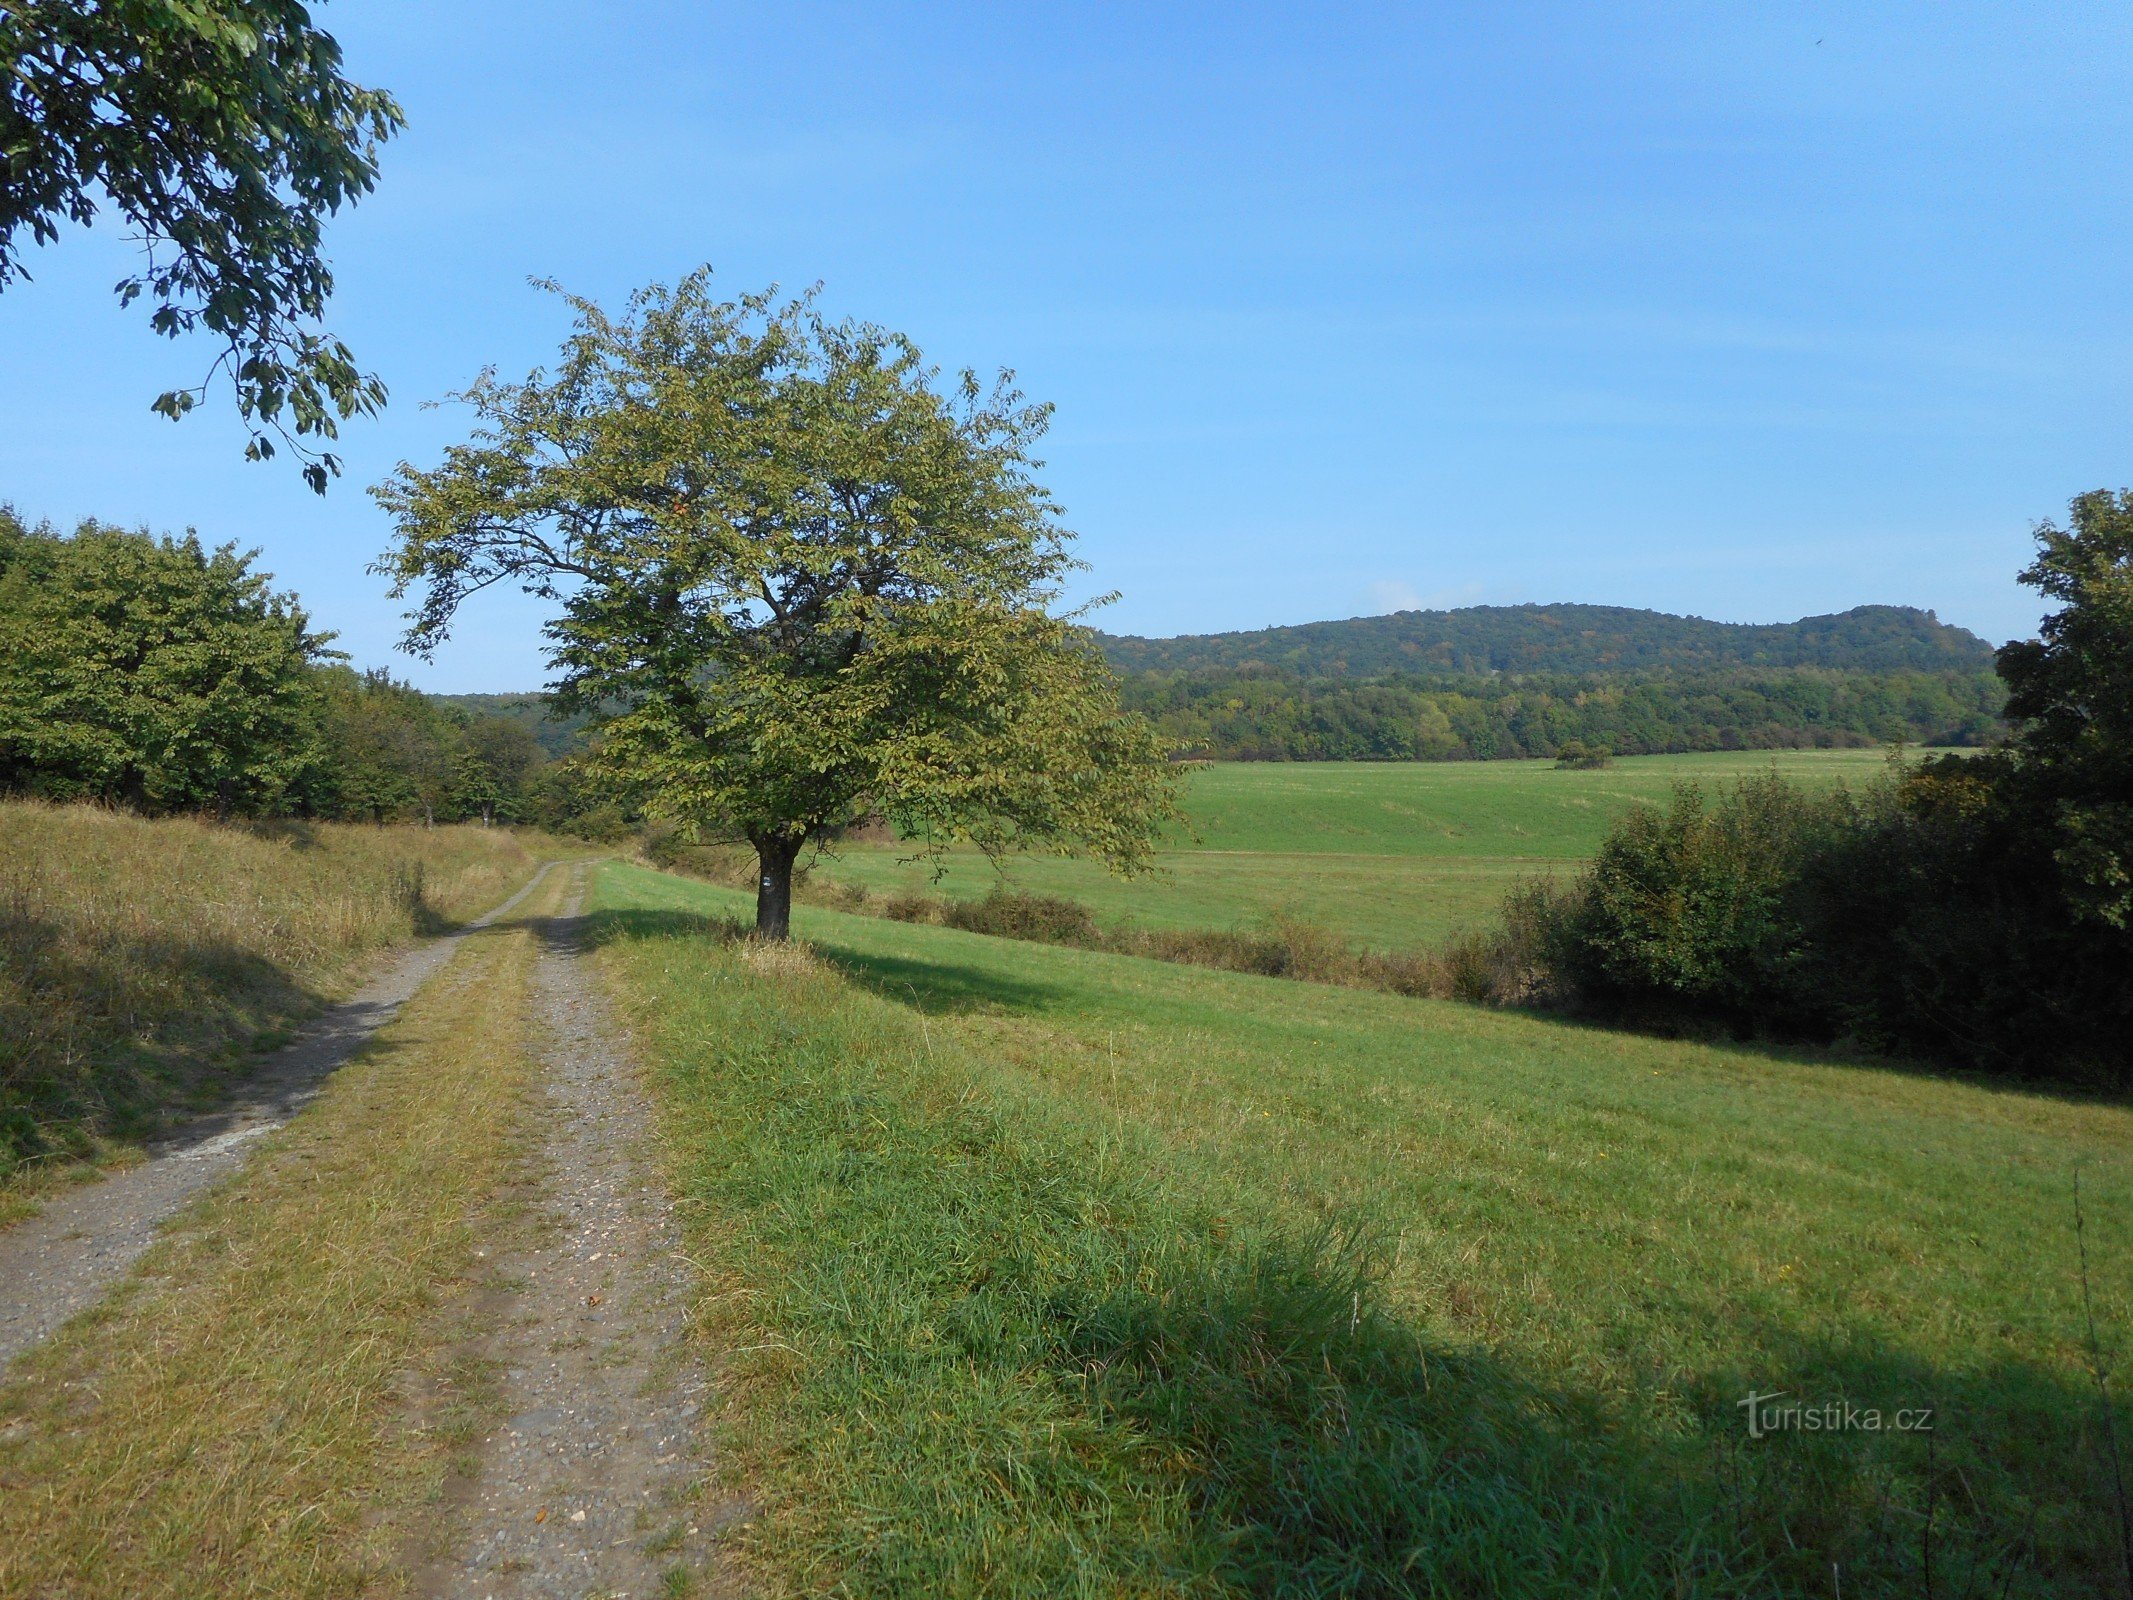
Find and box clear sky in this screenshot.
[3,2,2127,690]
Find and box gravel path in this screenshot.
[416,866,738,1600]
[0,861,561,1373]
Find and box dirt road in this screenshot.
[415,867,737,1597]
[0,859,735,1595]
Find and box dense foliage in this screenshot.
[1099,601,1995,677]
[0,512,569,826]
[375,270,1179,935]
[0,0,400,490]
[1121,663,2003,761]
[0,509,334,813]
[1532,492,2133,1086]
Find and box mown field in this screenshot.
[594,857,2132,1598]
[813,749,1915,948]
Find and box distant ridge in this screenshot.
[1096,603,1996,678]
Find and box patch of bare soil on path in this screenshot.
[415,867,740,1600]
[0,862,561,1373]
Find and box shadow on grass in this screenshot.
[815,944,1072,1017]
[1682,1320,2131,1600]
[3,874,532,1178]
[579,906,1076,1017]
[1,904,327,1170]
[592,888,2123,1596]
[1034,1217,2109,1596]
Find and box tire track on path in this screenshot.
[0,859,562,1372]
[415,863,738,1600]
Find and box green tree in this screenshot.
[452,712,544,824]
[0,508,335,812]
[312,666,456,823]
[375,271,1180,936]
[1554,775,1844,1029]
[0,1,401,491]
[1992,488,2133,927]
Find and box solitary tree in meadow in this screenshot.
[374,272,1179,936]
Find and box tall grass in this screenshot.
[0,863,561,1597]
[0,800,550,1181]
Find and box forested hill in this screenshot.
[1097,603,1997,678]
[430,693,593,758]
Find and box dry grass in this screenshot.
[0,864,563,1598]
[0,800,561,1194]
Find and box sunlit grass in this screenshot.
[0,799,564,1201]
[0,866,563,1598]
[812,749,1915,947]
[598,858,2132,1598]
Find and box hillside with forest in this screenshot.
[1119,663,2004,761]
[1091,603,2006,759]
[1097,602,1996,677]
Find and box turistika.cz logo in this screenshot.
[1737,1391,1935,1439]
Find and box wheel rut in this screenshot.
[416,864,738,1600]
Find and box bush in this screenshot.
[1802,756,2133,1084]
[1547,775,1850,1034]
[1525,760,2133,1084]
[943,888,1105,946]
[1553,739,1613,770]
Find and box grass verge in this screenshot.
[593,859,2133,1599]
[0,799,564,1207]
[0,864,565,1597]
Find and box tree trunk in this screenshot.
[755,834,802,940]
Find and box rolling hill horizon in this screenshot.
[1096,601,1998,679]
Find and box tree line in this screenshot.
[1120,663,2002,762]
[0,496,2011,850]
[0,510,594,830]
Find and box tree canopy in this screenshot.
[0,507,336,812]
[0,0,400,491]
[1992,487,2133,930]
[1531,488,2133,1085]
[375,271,1179,935]
[0,509,569,827]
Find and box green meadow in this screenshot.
[594,858,2131,1598]
[814,748,1913,947]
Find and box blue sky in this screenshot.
[2,2,2127,690]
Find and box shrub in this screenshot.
[1553,739,1613,770]
[943,888,1104,947]
[877,892,944,924]
[1547,775,1850,1034]
[1801,756,2133,1084]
